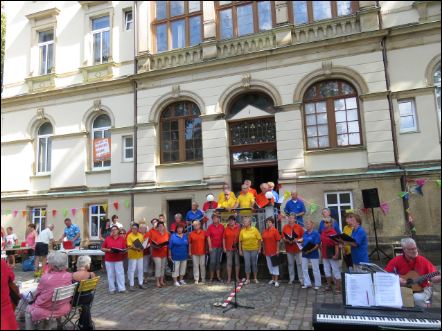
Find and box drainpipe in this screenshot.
[378,2,410,232]
[131,0,138,222]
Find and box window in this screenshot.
[303,80,362,150]
[324,191,353,230]
[290,1,358,25]
[38,30,54,75]
[37,122,53,173]
[124,10,133,30]
[153,1,202,53]
[160,101,202,163]
[398,99,418,133]
[217,1,275,39]
[434,64,441,131]
[123,135,134,162]
[89,205,106,240]
[31,207,47,233]
[92,114,111,169]
[92,16,110,64]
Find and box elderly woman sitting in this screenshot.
[73,256,96,282]
[25,251,73,330]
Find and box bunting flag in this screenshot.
[380,202,390,215]
[5,210,11,216]
[22,210,27,218]
[415,179,427,187]
[41,210,46,216]
[103,204,108,212]
[283,191,291,200]
[345,209,355,214]
[359,208,370,215]
[71,208,77,217]
[399,192,409,200]
[52,209,57,217]
[124,200,130,208]
[82,208,87,215]
[310,203,319,214]
[113,201,119,210]
[436,179,441,188]
[412,185,424,196]
[63,209,68,217]
[13,210,18,218]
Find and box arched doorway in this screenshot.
[227,92,278,194]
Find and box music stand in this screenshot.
[223,243,255,313]
[368,208,391,260]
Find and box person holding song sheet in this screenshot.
[126,223,146,291]
[300,220,321,290]
[188,221,207,284]
[262,217,281,288]
[283,214,304,285]
[139,222,151,284]
[255,183,275,208]
[101,225,127,294]
[223,215,241,284]
[385,237,441,307]
[207,214,225,283]
[149,221,170,288]
[320,218,341,294]
[168,224,188,287]
[239,217,262,285]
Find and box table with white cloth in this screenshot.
[64,248,105,271]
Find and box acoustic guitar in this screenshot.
[403,270,440,292]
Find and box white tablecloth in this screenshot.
[66,249,104,256]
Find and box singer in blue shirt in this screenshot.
[185,201,204,232]
[283,192,306,227]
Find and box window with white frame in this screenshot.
[324,191,353,230]
[123,135,134,161]
[398,99,418,133]
[31,207,47,233]
[434,64,441,132]
[92,114,111,169]
[37,122,53,173]
[92,16,110,64]
[38,30,54,75]
[124,10,133,30]
[89,205,106,239]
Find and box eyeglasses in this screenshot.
[324,221,331,224]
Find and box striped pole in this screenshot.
[221,278,246,308]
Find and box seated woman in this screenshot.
[25,251,73,330]
[72,256,96,304]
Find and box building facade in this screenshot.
[1,1,440,253]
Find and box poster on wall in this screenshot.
[93,138,111,162]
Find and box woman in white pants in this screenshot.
[300,220,321,290]
[126,223,146,291]
[168,224,189,286]
[320,218,342,293]
[188,221,207,284]
[101,225,127,293]
[283,214,305,285]
[262,217,281,287]
[139,223,151,283]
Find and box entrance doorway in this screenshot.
[167,199,191,230]
[231,166,278,195]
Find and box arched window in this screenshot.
[289,1,359,25]
[216,1,275,40]
[160,101,202,163]
[37,122,53,173]
[434,63,441,129]
[153,1,203,53]
[92,114,111,168]
[303,80,362,149]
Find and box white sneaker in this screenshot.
[194,280,199,285]
[179,280,186,285]
[288,280,294,285]
[274,282,280,288]
[314,286,320,290]
[268,280,275,285]
[174,282,181,287]
[302,285,311,289]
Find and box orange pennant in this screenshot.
[82,208,87,215]
[22,210,27,218]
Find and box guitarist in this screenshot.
[385,237,441,307]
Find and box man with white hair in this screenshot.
[385,237,441,307]
[185,201,204,232]
[283,191,306,228]
[34,224,55,270]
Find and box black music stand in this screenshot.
[368,208,391,260]
[223,243,254,313]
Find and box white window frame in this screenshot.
[92,16,110,65]
[398,99,418,133]
[37,129,52,174]
[123,135,134,162]
[124,9,133,31]
[324,191,353,230]
[38,30,54,75]
[31,207,47,234]
[92,118,111,170]
[89,205,106,240]
[434,65,441,137]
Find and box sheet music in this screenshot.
[296,242,303,251]
[277,196,285,204]
[373,272,403,308]
[345,273,375,307]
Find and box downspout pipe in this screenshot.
[131,0,138,222]
[377,2,410,232]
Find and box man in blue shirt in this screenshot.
[185,202,204,232]
[59,218,81,246]
[283,192,306,227]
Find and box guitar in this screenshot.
[403,270,440,292]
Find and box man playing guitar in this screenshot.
[385,237,440,307]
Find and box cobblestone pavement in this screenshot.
[13,266,441,330]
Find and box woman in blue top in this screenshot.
[343,213,368,272]
[300,219,321,290]
[168,224,189,287]
[318,208,341,234]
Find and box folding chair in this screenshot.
[62,276,100,329]
[33,283,78,330]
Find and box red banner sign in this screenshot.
[93,138,111,162]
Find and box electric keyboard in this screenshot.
[313,303,441,330]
